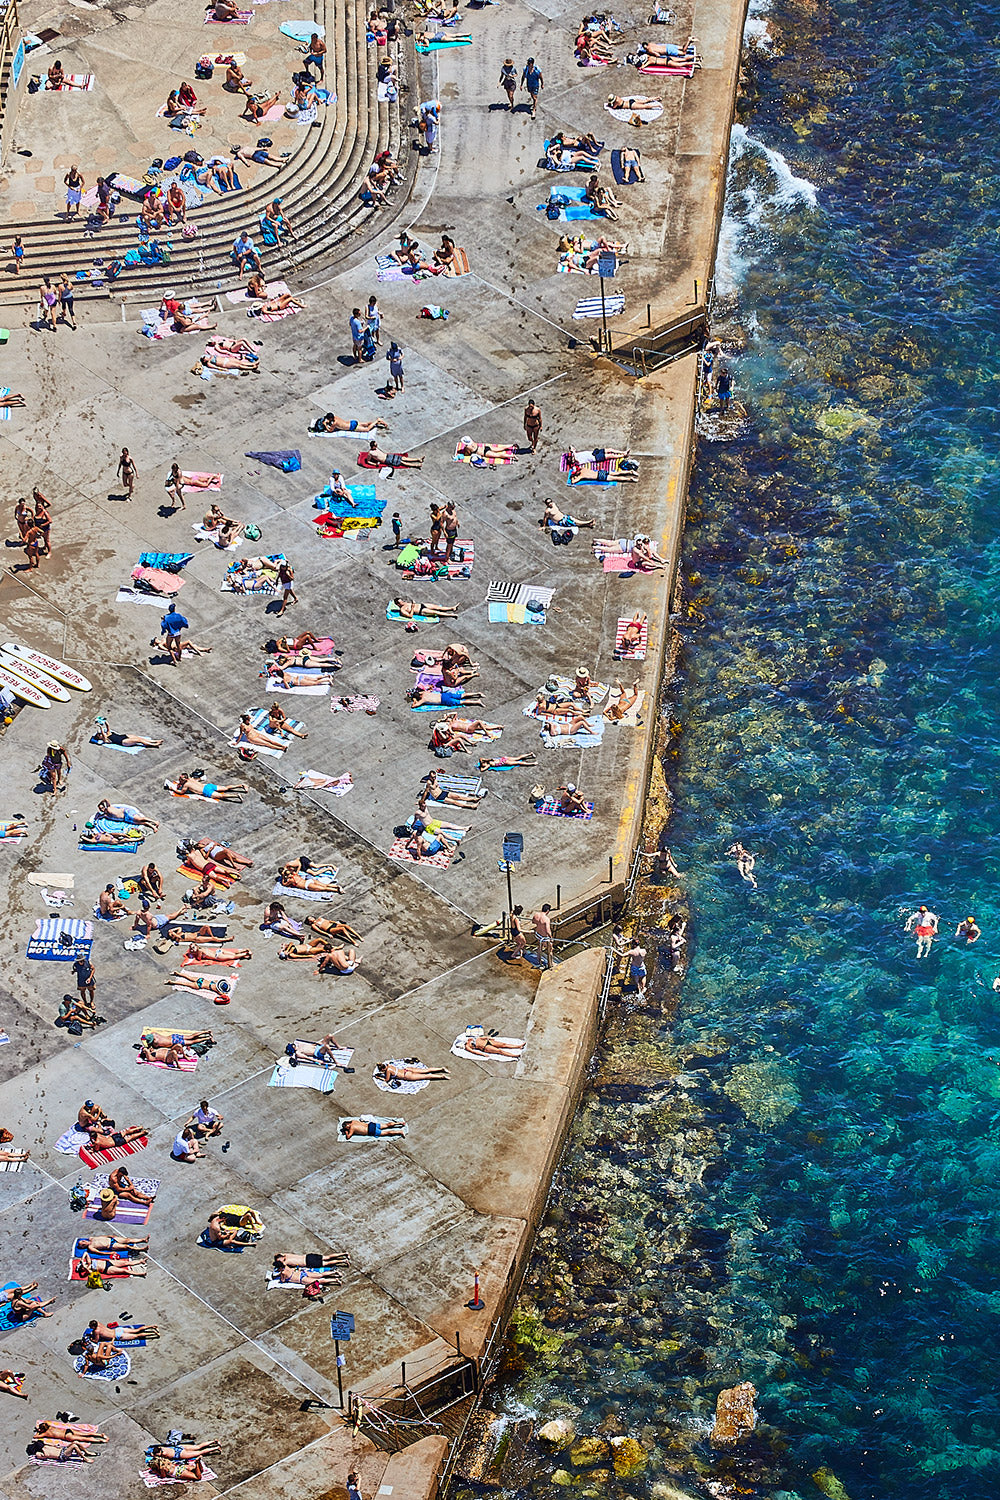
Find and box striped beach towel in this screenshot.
[615,617,648,658]
[535,795,594,820]
[573,294,625,319]
[78,1134,148,1170]
[26,917,93,962]
[0,388,12,421]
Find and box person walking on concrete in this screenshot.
[117,447,137,500]
[38,279,58,332]
[347,1472,363,1500]
[386,340,404,392]
[277,559,297,615]
[160,606,189,666]
[521,58,544,118]
[523,399,542,452]
[58,275,77,330]
[498,59,517,110]
[349,307,366,363]
[11,235,24,275]
[73,954,96,1005]
[532,904,554,968]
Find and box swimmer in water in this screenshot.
[904,904,938,959]
[726,842,757,889]
[955,915,981,945]
[667,915,687,971]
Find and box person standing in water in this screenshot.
[904,904,938,958]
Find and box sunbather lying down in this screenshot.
[79,1250,148,1276]
[76,1233,149,1253]
[272,1260,343,1284]
[542,498,595,529]
[464,1033,524,1057]
[618,611,648,650]
[455,438,517,461]
[376,1061,451,1084]
[27,1438,97,1462]
[393,597,460,619]
[236,714,298,750]
[251,292,306,316]
[167,972,231,1000]
[34,1420,110,1441]
[365,441,423,469]
[286,1034,344,1064]
[138,1040,195,1066]
[608,93,661,109]
[310,411,389,432]
[407,685,485,707]
[339,1118,406,1139]
[201,337,260,372]
[170,772,248,801]
[147,1454,210,1482]
[183,940,251,963]
[274,1251,349,1273]
[278,864,343,892]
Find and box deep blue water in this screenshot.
[468,3,1000,1497]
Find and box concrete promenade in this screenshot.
[0,0,746,1494]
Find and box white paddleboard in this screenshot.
[0,666,49,708]
[2,642,93,693]
[0,652,71,702]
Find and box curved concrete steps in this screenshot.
[0,0,412,306]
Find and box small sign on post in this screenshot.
[597,254,616,352]
[329,1312,355,1410]
[501,833,523,933]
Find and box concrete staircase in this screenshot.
[0,0,411,308]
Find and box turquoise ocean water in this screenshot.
[465,2,1000,1496]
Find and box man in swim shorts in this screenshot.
[904,904,938,958]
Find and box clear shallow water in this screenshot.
[459,2,1000,1497]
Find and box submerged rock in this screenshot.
[551,1470,574,1487]
[569,1437,608,1469]
[710,1382,758,1447]
[812,1467,852,1500]
[538,1419,577,1450]
[651,1484,700,1500]
[609,1435,648,1478]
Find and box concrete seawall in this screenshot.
[0,2,747,1496]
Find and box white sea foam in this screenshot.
[715,123,819,292]
[744,0,773,49]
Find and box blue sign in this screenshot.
[502,832,523,864]
[11,40,25,91]
[598,253,617,279]
[329,1311,355,1342]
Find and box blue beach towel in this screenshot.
[138,552,193,570]
[26,918,93,962]
[246,450,301,472]
[314,484,382,517]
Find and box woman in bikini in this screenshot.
[394,597,459,619]
[316,945,359,974]
[464,1034,524,1058]
[617,612,647,652]
[604,679,642,722]
[182,939,251,963]
[417,771,484,812]
[376,1061,451,1084]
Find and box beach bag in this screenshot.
[195,60,214,79]
[244,522,261,541]
[546,203,561,220]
